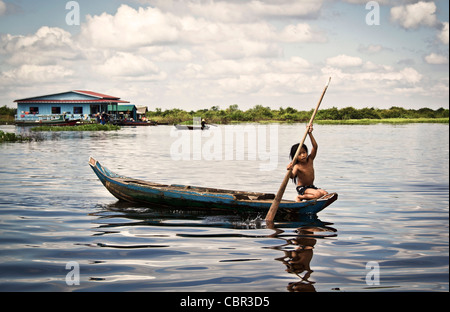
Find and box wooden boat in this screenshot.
[89,157,337,215]
[174,124,210,130]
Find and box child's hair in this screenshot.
[289,143,308,184]
[290,143,308,160]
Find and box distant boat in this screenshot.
[89,157,338,215]
[174,124,210,130]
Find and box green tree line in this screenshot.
[146,105,449,124]
[3,104,448,125]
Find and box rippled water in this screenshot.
[0,123,448,292]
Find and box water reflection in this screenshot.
[268,218,337,292]
[92,200,338,292]
[1,123,448,291]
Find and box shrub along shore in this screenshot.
[146,105,449,125]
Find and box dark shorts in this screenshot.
[296,185,318,196]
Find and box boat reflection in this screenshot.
[94,200,329,225]
[92,201,337,292]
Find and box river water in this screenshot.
[0,123,448,292]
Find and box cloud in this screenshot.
[0,26,73,54]
[95,52,167,80]
[390,1,438,29]
[1,64,73,86]
[79,5,181,50]
[321,61,423,99]
[0,26,76,88]
[326,54,363,68]
[358,44,392,54]
[78,4,326,61]
[0,26,77,66]
[278,23,327,43]
[425,53,448,65]
[438,22,449,45]
[0,0,6,16]
[237,0,324,19]
[145,0,323,22]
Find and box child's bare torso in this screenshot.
[294,158,315,186]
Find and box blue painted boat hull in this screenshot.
[89,157,337,215]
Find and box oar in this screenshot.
[265,77,331,223]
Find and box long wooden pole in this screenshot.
[265,77,331,222]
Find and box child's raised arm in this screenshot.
[308,125,318,160]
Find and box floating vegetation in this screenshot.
[0,130,43,143]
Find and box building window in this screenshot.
[29,107,39,114]
[73,107,83,114]
[52,107,61,114]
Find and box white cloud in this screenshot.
[0,0,6,16]
[390,1,438,29]
[151,48,193,62]
[321,64,423,99]
[438,22,449,45]
[73,3,323,69]
[0,26,77,87]
[358,44,391,54]
[96,52,167,80]
[147,0,323,22]
[79,3,326,54]
[1,64,73,85]
[0,26,73,54]
[79,5,181,50]
[217,75,265,95]
[0,27,78,66]
[425,53,448,65]
[326,55,363,68]
[278,23,327,43]
[244,0,323,19]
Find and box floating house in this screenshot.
[14,90,131,123]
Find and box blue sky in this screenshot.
[0,0,448,111]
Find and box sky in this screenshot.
[0,0,448,111]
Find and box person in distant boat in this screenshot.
[201,119,207,130]
[287,125,328,202]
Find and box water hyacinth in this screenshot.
[0,130,43,143]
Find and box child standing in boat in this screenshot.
[287,125,328,202]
